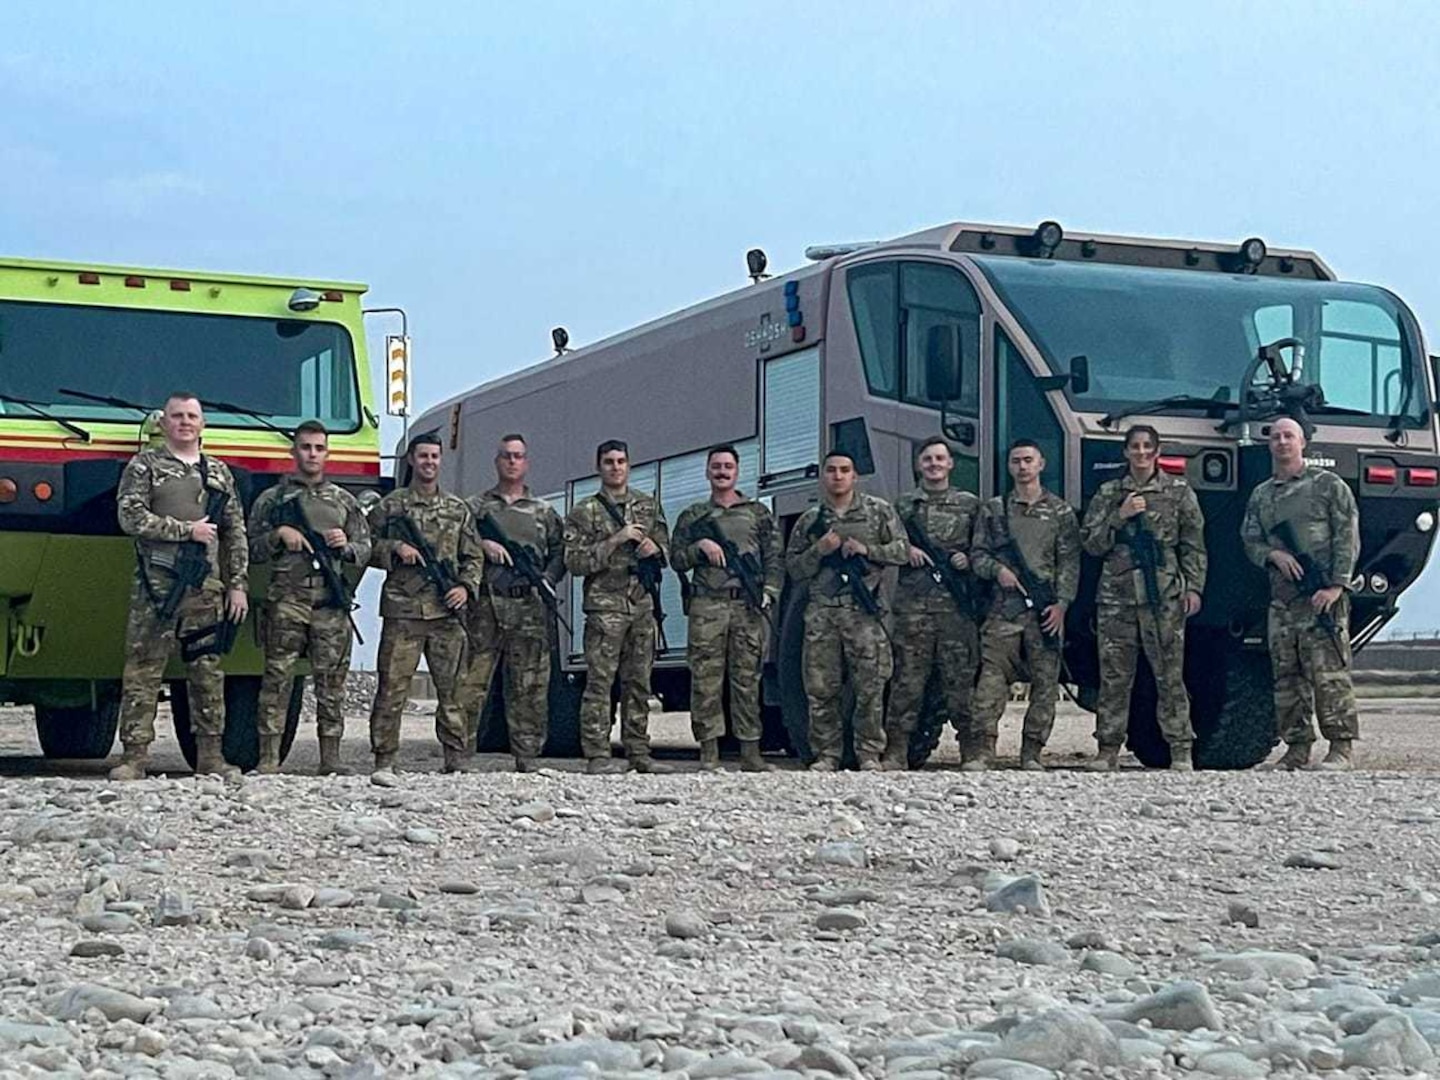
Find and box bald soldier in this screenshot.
[1242,417,1361,771]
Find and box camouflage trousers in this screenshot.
[887,606,978,751]
[972,612,1063,744]
[1094,601,1192,749]
[118,582,226,748]
[1269,594,1359,745]
[258,590,352,738]
[369,616,469,756]
[802,601,893,765]
[461,592,552,760]
[579,607,655,760]
[687,595,768,743]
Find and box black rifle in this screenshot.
[902,509,975,618]
[269,495,364,645]
[988,514,1061,651]
[686,514,772,624]
[475,512,571,636]
[1271,518,1346,663]
[1121,511,1168,657]
[598,493,668,651]
[385,513,480,648]
[807,508,884,622]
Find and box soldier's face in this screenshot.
[599,450,629,488]
[1125,434,1158,473]
[292,433,329,478]
[160,397,204,446]
[409,444,442,484]
[917,443,953,485]
[707,453,738,493]
[1270,420,1306,464]
[822,457,855,498]
[496,440,528,484]
[1008,448,1043,485]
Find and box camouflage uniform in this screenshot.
[247,476,371,741]
[116,450,248,750]
[785,494,909,767]
[1082,469,1207,752]
[670,495,782,744]
[1242,466,1360,747]
[366,487,484,759]
[564,489,670,761]
[460,487,565,761]
[970,489,1081,750]
[888,487,983,765]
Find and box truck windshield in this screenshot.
[973,256,1427,428]
[0,300,360,432]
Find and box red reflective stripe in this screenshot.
[1157,456,1186,475]
[1365,465,1398,485]
[1407,467,1438,487]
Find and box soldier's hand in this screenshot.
[481,539,513,566]
[276,524,311,553]
[949,551,970,571]
[1118,493,1147,520]
[996,567,1020,591]
[190,517,218,544]
[225,588,249,624]
[1269,549,1304,581]
[636,537,660,558]
[1183,590,1202,617]
[395,542,425,566]
[815,530,843,555]
[697,538,727,567]
[324,528,348,550]
[907,544,933,568]
[611,523,646,548]
[1312,585,1343,614]
[444,585,469,611]
[1041,601,1066,636]
[840,537,868,558]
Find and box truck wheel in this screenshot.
[777,598,814,764]
[1190,638,1277,770]
[905,676,949,770]
[35,683,121,759]
[542,670,584,758]
[171,675,302,771]
[1123,655,1170,768]
[474,676,509,753]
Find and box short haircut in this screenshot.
[407,431,443,456]
[915,436,953,459]
[498,433,526,447]
[1008,438,1042,454]
[1124,424,1161,449]
[163,391,200,409]
[294,419,329,441]
[706,443,739,464]
[824,449,855,466]
[595,438,628,465]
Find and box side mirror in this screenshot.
[1069,354,1090,395]
[925,325,965,402]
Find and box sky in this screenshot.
[3,1,1439,657]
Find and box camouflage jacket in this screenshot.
[247,475,372,602]
[117,448,248,595]
[893,486,982,614]
[785,492,909,606]
[367,486,484,620]
[1242,466,1359,599]
[563,488,670,614]
[466,486,565,593]
[671,494,783,604]
[971,489,1081,616]
[1082,469,1207,606]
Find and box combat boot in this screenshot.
[698,739,722,772]
[1262,741,1312,772]
[1087,746,1120,773]
[107,744,149,782]
[1314,739,1353,772]
[1169,744,1194,772]
[514,756,539,774]
[960,737,996,773]
[255,735,282,775]
[442,746,479,774]
[195,736,241,780]
[857,757,884,772]
[1019,737,1046,772]
[808,758,838,772]
[880,738,908,772]
[739,740,776,773]
[586,756,628,775]
[630,755,674,775]
[317,736,353,777]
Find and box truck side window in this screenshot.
[847,263,899,399]
[995,331,1064,494]
[901,263,981,412]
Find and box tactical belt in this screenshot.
[483,583,535,599]
[695,586,746,601]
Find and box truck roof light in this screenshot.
[1406,467,1438,487]
[78,273,100,285]
[1365,464,1398,485]
[169,279,191,292]
[287,288,322,312]
[31,481,53,502]
[0,478,15,503]
[1238,237,1267,273]
[746,249,768,283]
[123,276,145,288]
[1025,221,1063,258]
[1158,455,1187,476]
[552,327,569,355]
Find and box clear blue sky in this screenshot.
[4,1,1439,652]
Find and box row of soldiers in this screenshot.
[105,392,1359,780]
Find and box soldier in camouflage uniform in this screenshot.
[366,432,485,777]
[1242,417,1361,771]
[970,440,1081,771]
[670,444,782,772]
[460,434,565,773]
[110,393,249,781]
[887,436,982,771]
[785,450,909,772]
[564,439,672,774]
[1082,425,1207,772]
[247,421,370,775]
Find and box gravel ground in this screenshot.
[1,699,1439,1078]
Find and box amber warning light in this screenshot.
[386,335,411,417]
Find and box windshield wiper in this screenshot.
[58,388,151,414]
[0,392,92,442]
[1100,390,1235,428]
[60,388,293,440]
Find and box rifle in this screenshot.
[1121,511,1167,656]
[1271,518,1346,663]
[475,512,572,636]
[686,514,773,625]
[269,495,364,645]
[597,493,668,651]
[902,509,975,618]
[988,513,1061,651]
[385,513,480,648]
[806,508,885,623]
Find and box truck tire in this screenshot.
[543,670,584,758]
[34,683,121,759]
[474,678,509,753]
[1190,639,1278,770]
[1124,656,1169,768]
[904,676,949,770]
[777,597,814,764]
[171,675,302,771]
